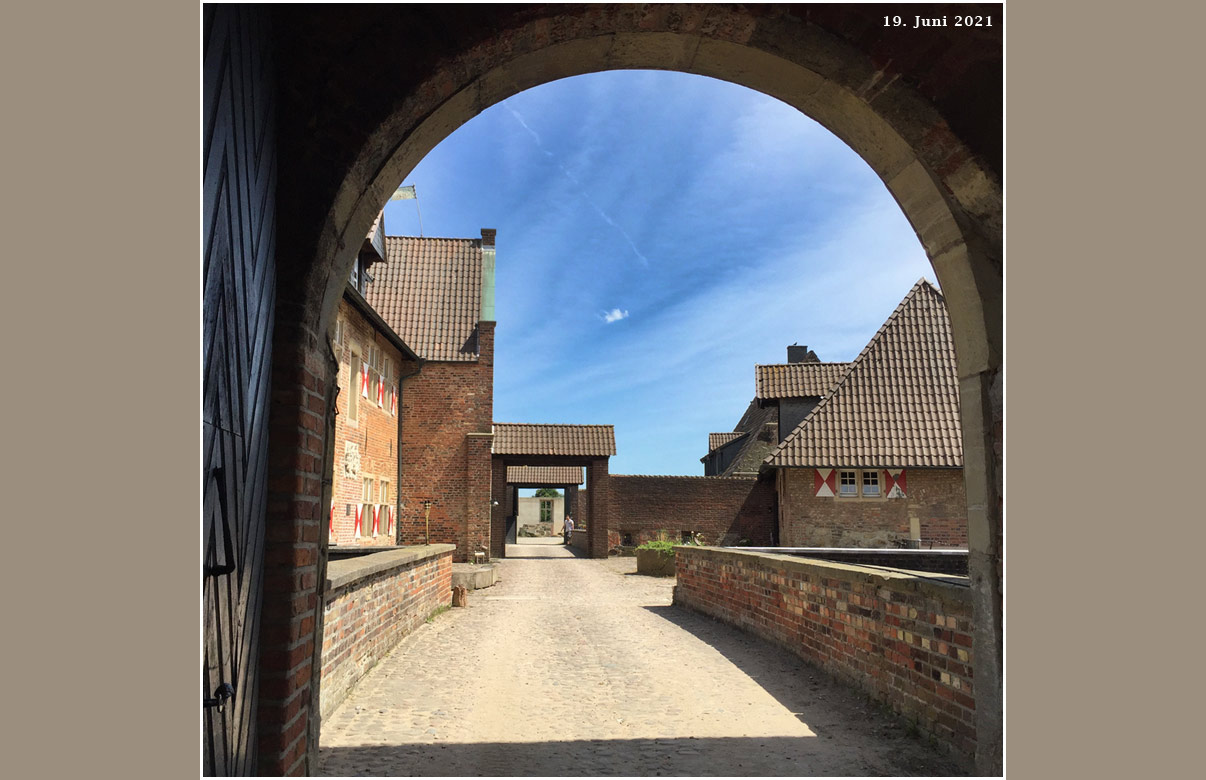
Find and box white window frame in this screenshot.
[862,470,881,497]
[347,343,361,422]
[836,469,885,500]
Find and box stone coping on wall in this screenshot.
[676,546,971,601]
[326,544,455,592]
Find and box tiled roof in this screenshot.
[766,280,963,469]
[492,423,617,457]
[708,432,746,452]
[755,362,851,399]
[506,466,585,485]
[363,235,482,362]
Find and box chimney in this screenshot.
[480,228,496,322]
[787,344,809,363]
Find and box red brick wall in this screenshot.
[319,547,453,718]
[396,323,493,562]
[604,474,776,547]
[778,468,967,548]
[260,323,330,776]
[675,547,976,763]
[329,299,404,546]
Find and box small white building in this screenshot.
[517,495,565,536]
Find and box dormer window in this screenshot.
[348,258,374,295]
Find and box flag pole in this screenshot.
[390,184,423,236]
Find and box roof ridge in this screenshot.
[494,422,613,427]
[384,234,480,242]
[754,361,852,368]
[764,279,946,466]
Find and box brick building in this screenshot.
[765,280,968,548]
[702,345,850,477]
[363,228,497,562]
[328,213,419,546]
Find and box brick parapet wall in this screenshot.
[778,468,967,548]
[606,474,776,547]
[674,547,976,763]
[319,545,454,719]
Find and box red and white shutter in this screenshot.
[329,502,335,537]
[885,469,907,498]
[388,506,394,534]
[390,387,398,416]
[354,505,362,538]
[814,468,836,497]
[360,364,370,398]
[371,505,379,536]
[377,376,385,407]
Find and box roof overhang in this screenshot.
[343,283,421,362]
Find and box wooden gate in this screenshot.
[202,5,277,775]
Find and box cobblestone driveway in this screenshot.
[318,543,969,776]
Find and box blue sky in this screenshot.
[383,71,933,478]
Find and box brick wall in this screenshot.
[319,545,453,718]
[674,547,976,763]
[604,474,776,547]
[329,298,404,546]
[778,468,967,548]
[396,323,494,562]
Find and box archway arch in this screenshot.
[248,5,1001,775]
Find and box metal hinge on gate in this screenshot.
[204,463,237,577]
[204,682,235,712]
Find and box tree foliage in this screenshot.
[533,487,561,498]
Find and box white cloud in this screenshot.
[602,308,629,324]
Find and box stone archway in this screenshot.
[250,6,1001,775]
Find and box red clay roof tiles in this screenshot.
[493,423,617,457]
[364,235,483,362]
[766,280,963,469]
[708,432,746,451]
[755,362,851,399]
[505,466,585,485]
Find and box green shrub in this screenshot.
[636,539,676,556]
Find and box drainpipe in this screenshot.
[395,359,426,545]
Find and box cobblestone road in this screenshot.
[318,541,968,776]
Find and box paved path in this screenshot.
[318,545,968,776]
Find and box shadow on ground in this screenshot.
[638,604,973,775]
[318,734,949,776]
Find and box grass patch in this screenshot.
[426,605,451,624]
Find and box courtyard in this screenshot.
[318,545,969,776]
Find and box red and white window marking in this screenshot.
[884,469,907,498]
[814,468,836,497]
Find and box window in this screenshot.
[361,477,375,537]
[539,499,553,523]
[837,469,884,499]
[379,480,390,504]
[348,350,361,421]
[348,260,359,290]
[332,317,344,349]
[366,344,385,405]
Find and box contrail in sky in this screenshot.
[505,102,650,267]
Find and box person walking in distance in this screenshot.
[564,514,574,545]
